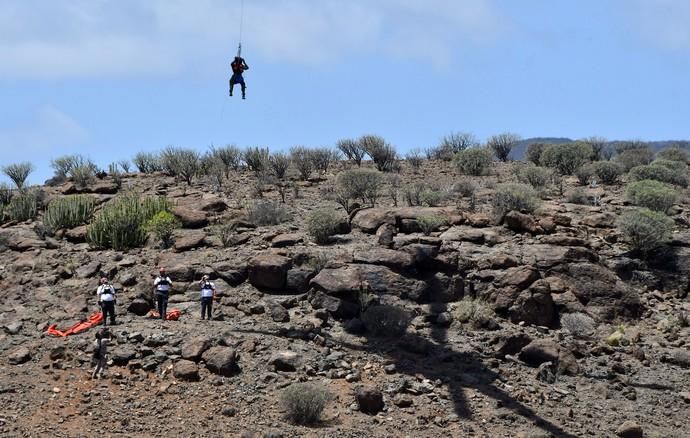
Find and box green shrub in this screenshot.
[243,146,270,173]
[657,146,689,163]
[652,159,687,173]
[453,297,495,329]
[616,147,654,171]
[487,133,520,162]
[438,132,479,156]
[307,209,343,244]
[492,183,540,218]
[454,147,493,176]
[5,191,39,222]
[565,188,589,205]
[518,165,552,189]
[0,183,13,208]
[247,200,290,226]
[625,180,678,213]
[87,194,170,250]
[2,162,34,190]
[334,168,384,213]
[281,383,332,425]
[618,208,673,256]
[525,142,548,165]
[590,161,624,185]
[541,142,593,175]
[160,147,200,185]
[43,195,96,231]
[359,135,397,172]
[361,305,411,337]
[269,152,290,180]
[417,215,446,235]
[336,138,365,166]
[143,211,181,248]
[629,164,688,187]
[575,165,593,186]
[210,145,242,175]
[290,146,315,180]
[132,152,162,173]
[70,164,97,188]
[452,179,477,197]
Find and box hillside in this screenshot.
[1,152,690,438]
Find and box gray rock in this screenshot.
[76,261,101,279]
[266,300,290,323]
[8,346,31,365]
[201,346,239,376]
[127,298,152,316]
[355,386,384,414]
[111,348,137,365]
[376,223,396,247]
[172,207,208,228]
[271,233,303,248]
[615,421,643,438]
[353,248,416,272]
[173,360,200,381]
[181,336,212,362]
[174,232,207,252]
[248,254,291,289]
[269,351,301,372]
[310,291,359,319]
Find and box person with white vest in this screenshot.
[199,275,216,320]
[96,277,117,326]
[153,267,172,320]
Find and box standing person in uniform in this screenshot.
[153,267,172,320]
[199,275,216,320]
[96,277,117,326]
[92,328,111,379]
[229,56,249,99]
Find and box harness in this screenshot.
[201,281,215,298]
[99,285,115,302]
[231,60,245,75]
[156,276,171,294]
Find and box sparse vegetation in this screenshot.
[405,149,423,172]
[487,133,521,162]
[454,147,493,176]
[290,146,315,180]
[334,168,384,213]
[243,146,270,174]
[0,183,13,205]
[132,152,162,174]
[417,215,446,235]
[210,145,242,176]
[452,179,477,198]
[618,208,674,256]
[615,147,654,171]
[656,146,689,163]
[311,147,337,175]
[336,138,365,167]
[306,209,343,244]
[625,180,678,213]
[86,194,170,250]
[247,200,290,226]
[269,152,291,180]
[583,137,608,161]
[525,143,547,165]
[4,190,39,222]
[359,135,397,172]
[565,188,589,205]
[589,161,623,185]
[361,305,411,337]
[575,165,593,186]
[628,164,688,187]
[453,297,495,329]
[560,312,595,339]
[541,142,593,175]
[160,147,200,185]
[281,383,332,425]
[431,132,480,160]
[43,195,96,231]
[492,183,540,218]
[652,159,687,173]
[2,162,34,190]
[518,165,552,189]
[143,211,181,248]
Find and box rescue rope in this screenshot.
[237,0,244,57]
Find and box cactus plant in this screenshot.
[43,195,96,231]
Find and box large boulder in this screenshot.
[174,232,207,252]
[201,346,239,376]
[8,346,31,365]
[504,211,541,234]
[248,254,291,290]
[355,386,384,414]
[172,207,208,229]
[269,351,301,372]
[309,291,359,319]
[128,297,152,316]
[509,280,556,327]
[271,233,303,248]
[519,340,579,375]
[351,208,396,233]
[581,212,616,228]
[439,227,485,243]
[212,260,248,286]
[521,244,598,270]
[181,336,212,362]
[353,248,416,272]
[65,225,88,243]
[173,360,200,381]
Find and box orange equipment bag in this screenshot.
[146,309,182,320]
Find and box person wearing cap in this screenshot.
[96,277,117,326]
[153,267,172,320]
[199,275,216,320]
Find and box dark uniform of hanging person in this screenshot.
[229,56,249,99]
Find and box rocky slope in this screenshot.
[1,161,689,438]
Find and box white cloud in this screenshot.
[0,0,508,78]
[630,0,690,51]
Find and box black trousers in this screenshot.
[100,301,115,325]
[201,297,213,320]
[156,293,169,320]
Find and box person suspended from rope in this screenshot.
[229,55,249,99]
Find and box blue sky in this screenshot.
[1,0,690,184]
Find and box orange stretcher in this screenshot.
[46,312,104,337]
[146,309,182,320]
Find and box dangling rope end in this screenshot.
[237,42,242,58]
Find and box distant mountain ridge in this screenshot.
[510,137,690,160]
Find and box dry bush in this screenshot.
[618,208,673,256]
[657,146,689,163]
[290,146,315,180]
[615,147,654,171]
[487,133,521,162]
[492,183,541,218]
[565,188,589,205]
[526,142,548,165]
[417,215,446,235]
[132,152,162,173]
[590,161,623,185]
[307,209,343,244]
[454,147,493,176]
[269,152,291,180]
[2,162,34,190]
[243,146,270,174]
[337,138,366,166]
[453,297,495,329]
[361,305,411,337]
[247,201,290,226]
[518,165,552,189]
[560,312,595,339]
[359,135,397,172]
[541,142,593,175]
[281,383,332,425]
